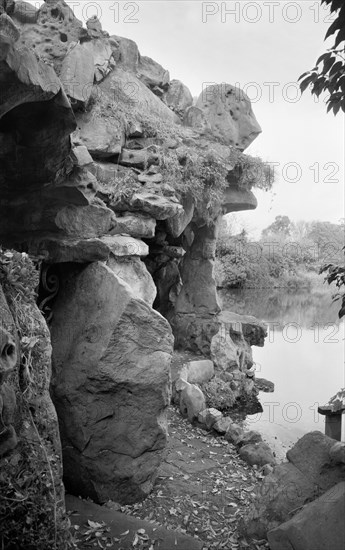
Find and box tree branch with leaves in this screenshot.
[299,0,345,115]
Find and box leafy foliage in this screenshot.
[261,215,292,238]
[0,249,74,550]
[319,252,345,317]
[200,377,236,411]
[299,0,345,114]
[216,218,344,290]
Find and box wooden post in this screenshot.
[324,413,342,441]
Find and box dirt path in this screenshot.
[117,407,270,550]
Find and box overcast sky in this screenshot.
[58,0,344,237]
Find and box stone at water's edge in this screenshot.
[239,442,275,467]
[243,431,345,539]
[50,262,173,504]
[267,482,345,550]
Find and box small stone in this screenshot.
[224,423,244,445]
[180,382,206,423]
[261,463,274,476]
[205,408,223,429]
[127,121,144,138]
[198,408,222,429]
[198,410,208,425]
[213,416,233,435]
[71,145,93,167]
[239,441,276,467]
[241,430,263,446]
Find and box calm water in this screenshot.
[218,286,345,457]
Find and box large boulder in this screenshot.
[138,55,170,91]
[72,111,126,159]
[16,0,84,73]
[107,255,157,305]
[244,431,345,538]
[50,262,173,504]
[267,482,345,550]
[164,79,193,114]
[286,431,345,491]
[196,83,262,150]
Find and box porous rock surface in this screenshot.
[0,0,266,507]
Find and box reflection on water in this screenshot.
[219,286,345,457]
[218,286,342,328]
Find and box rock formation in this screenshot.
[0,0,268,513]
[244,431,345,540]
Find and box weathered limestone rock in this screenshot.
[111,35,139,71]
[211,322,241,371]
[0,12,20,44]
[210,311,266,394]
[31,237,111,263]
[219,311,267,347]
[223,187,258,213]
[72,112,126,158]
[89,161,130,187]
[111,212,156,239]
[101,235,149,257]
[267,482,345,550]
[71,145,93,167]
[107,255,156,305]
[54,204,115,238]
[244,431,345,538]
[196,84,262,150]
[16,0,84,73]
[60,42,95,105]
[198,407,223,430]
[173,223,220,353]
[239,442,275,467]
[240,430,263,446]
[166,194,194,238]
[213,416,233,434]
[87,37,115,82]
[112,192,183,220]
[138,55,170,91]
[11,1,38,25]
[99,65,178,126]
[119,147,159,169]
[286,431,345,490]
[224,423,244,445]
[183,106,210,133]
[179,380,206,423]
[165,79,193,114]
[50,262,173,504]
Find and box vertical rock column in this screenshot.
[50,261,173,504]
[172,221,221,354]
